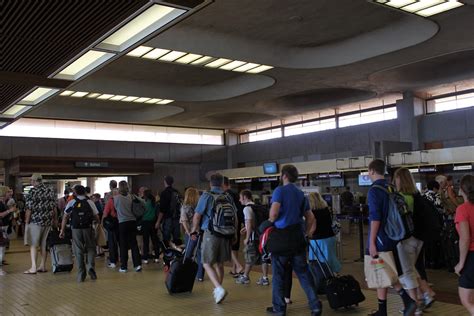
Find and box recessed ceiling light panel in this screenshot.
[60,90,74,96]
[87,93,101,98]
[142,48,170,59]
[246,65,274,74]
[417,0,463,16]
[97,94,114,100]
[19,87,59,105]
[159,51,187,62]
[157,99,173,104]
[205,58,232,68]
[145,98,162,104]
[71,91,89,98]
[133,97,151,103]
[110,95,127,101]
[233,63,260,72]
[402,0,444,12]
[191,56,215,65]
[220,60,246,71]
[54,50,115,81]
[3,105,32,117]
[372,0,464,17]
[61,90,173,104]
[122,96,139,102]
[127,46,153,57]
[175,53,203,64]
[97,4,186,52]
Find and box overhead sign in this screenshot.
[234,178,252,184]
[75,161,109,168]
[419,166,437,173]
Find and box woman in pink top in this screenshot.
[454,175,474,315]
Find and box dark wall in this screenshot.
[0,136,227,193]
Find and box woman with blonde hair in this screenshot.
[394,167,435,312]
[180,187,204,281]
[308,191,341,276]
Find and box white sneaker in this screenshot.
[135,265,142,272]
[118,268,127,273]
[107,263,116,268]
[142,260,149,264]
[213,287,227,304]
[423,293,435,309]
[0,270,6,276]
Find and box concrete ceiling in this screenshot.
[22,0,474,130]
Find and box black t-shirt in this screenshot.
[226,189,244,224]
[159,186,180,219]
[312,207,335,240]
[341,191,354,207]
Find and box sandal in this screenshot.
[23,270,37,275]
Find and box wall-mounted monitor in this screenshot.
[358,174,373,186]
[263,162,279,175]
[330,177,345,187]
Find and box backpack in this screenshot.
[169,190,182,219]
[131,195,146,220]
[372,185,415,241]
[251,204,270,236]
[413,194,443,242]
[207,192,237,239]
[70,198,94,229]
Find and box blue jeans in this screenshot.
[162,217,181,244]
[184,234,205,280]
[272,253,321,313]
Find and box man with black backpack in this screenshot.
[60,185,100,282]
[191,173,238,304]
[155,176,182,247]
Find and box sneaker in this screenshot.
[0,270,7,276]
[142,259,149,264]
[235,275,250,284]
[423,293,435,309]
[88,268,97,280]
[257,276,270,286]
[119,268,127,273]
[107,263,116,268]
[135,265,142,272]
[213,287,228,304]
[154,258,160,263]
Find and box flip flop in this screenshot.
[37,269,48,273]
[23,270,37,275]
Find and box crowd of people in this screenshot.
[0,163,473,316]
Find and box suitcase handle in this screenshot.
[308,240,335,279]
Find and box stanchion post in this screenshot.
[355,204,365,262]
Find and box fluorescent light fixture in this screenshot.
[110,95,127,101]
[145,98,162,104]
[386,0,416,8]
[373,0,463,17]
[133,97,150,103]
[360,171,369,175]
[0,122,7,128]
[60,90,74,96]
[233,63,260,72]
[122,96,139,102]
[219,60,246,71]
[157,99,173,104]
[191,56,215,65]
[246,65,274,74]
[71,91,89,98]
[175,53,203,64]
[205,58,232,68]
[54,50,114,81]
[402,0,444,12]
[3,104,31,117]
[417,0,463,16]
[454,165,473,171]
[409,168,419,173]
[159,51,187,62]
[142,48,170,60]
[87,93,101,98]
[19,87,59,105]
[98,4,186,52]
[127,46,153,57]
[97,94,114,100]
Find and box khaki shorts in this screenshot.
[24,223,51,249]
[244,240,261,265]
[201,230,231,265]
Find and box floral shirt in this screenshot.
[26,183,56,226]
[423,190,444,214]
[180,204,195,227]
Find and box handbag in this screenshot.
[266,223,307,256]
[96,224,107,247]
[103,214,118,231]
[364,251,398,289]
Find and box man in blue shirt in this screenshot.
[191,173,237,304]
[267,165,322,316]
[366,159,416,316]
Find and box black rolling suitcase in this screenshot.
[309,241,365,310]
[165,235,200,294]
[48,229,73,273]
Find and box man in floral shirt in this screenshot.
[423,180,444,214]
[24,174,57,274]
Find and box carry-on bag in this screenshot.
[364,251,398,289]
[165,235,200,294]
[309,241,365,310]
[48,229,73,273]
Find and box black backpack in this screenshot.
[70,198,94,229]
[169,190,182,219]
[413,194,443,242]
[251,204,270,236]
[208,192,237,239]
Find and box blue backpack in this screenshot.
[372,185,414,241]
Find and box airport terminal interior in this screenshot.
[2,0,474,315]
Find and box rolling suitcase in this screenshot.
[165,235,200,294]
[48,229,73,273]
[309,241,365,310]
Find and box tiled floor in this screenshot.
[0,238,469,316]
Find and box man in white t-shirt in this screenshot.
[235,190,270,286]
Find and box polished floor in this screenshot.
[0,238,468,316]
